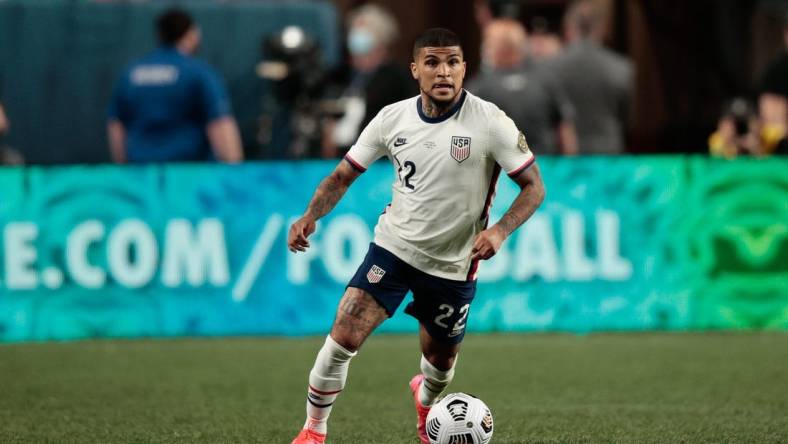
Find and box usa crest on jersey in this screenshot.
[450,136,471,163]
[366,265,386,283]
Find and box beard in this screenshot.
[424,88,458,109]
[428,96,454,108]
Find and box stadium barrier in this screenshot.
[0,157,786,341]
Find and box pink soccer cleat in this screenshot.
[409,374,432,444]
[291,428,327,444]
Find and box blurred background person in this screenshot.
[467,18,577,155]
[708,98,764,158]
[321,4,412,158]
[527,16,563,63]
[107,8,242,163]
[548,0,633,155]
[756,11,788,155]
[0,100,8,136]
[0,99,23,165]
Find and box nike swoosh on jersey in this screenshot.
[393,138,407,147]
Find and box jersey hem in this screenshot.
[373,236,472,282]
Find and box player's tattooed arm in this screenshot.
[288,160,361,252]
[306,160,361,219]
[496,162,545,235]
[471,162,545,260]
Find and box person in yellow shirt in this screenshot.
[708,98,783,158]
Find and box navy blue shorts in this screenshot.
[347,243,477,344]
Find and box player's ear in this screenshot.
[410,62,419,80]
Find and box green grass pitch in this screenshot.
[1,333,786,443]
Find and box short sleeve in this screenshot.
[199,66,232,121]
[345,111,387,172]
[489,112,536,178]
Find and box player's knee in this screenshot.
[329,318,370,351]
[328,331,362,353]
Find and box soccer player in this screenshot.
[288,28,545,444]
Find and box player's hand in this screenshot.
[471,225,507,261]
[288,215,316,253]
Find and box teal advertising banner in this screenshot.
[0,157,786,341]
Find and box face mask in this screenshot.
[348,28,375,56]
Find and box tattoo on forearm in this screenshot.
[496,183,544,236]
[306,174,347,220]
[497,212,520,236]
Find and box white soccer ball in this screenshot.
[426,393,494,444]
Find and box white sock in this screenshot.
[302,335,357,434]
[418,354,456,407]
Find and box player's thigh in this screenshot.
[330,287,389,351]
[336,242,412,350]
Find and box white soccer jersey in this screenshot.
[345,90,535,281]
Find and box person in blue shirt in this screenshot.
[107,8,242,163]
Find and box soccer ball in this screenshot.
[426,393,494,444]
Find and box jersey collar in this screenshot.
[416,89,467,124]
